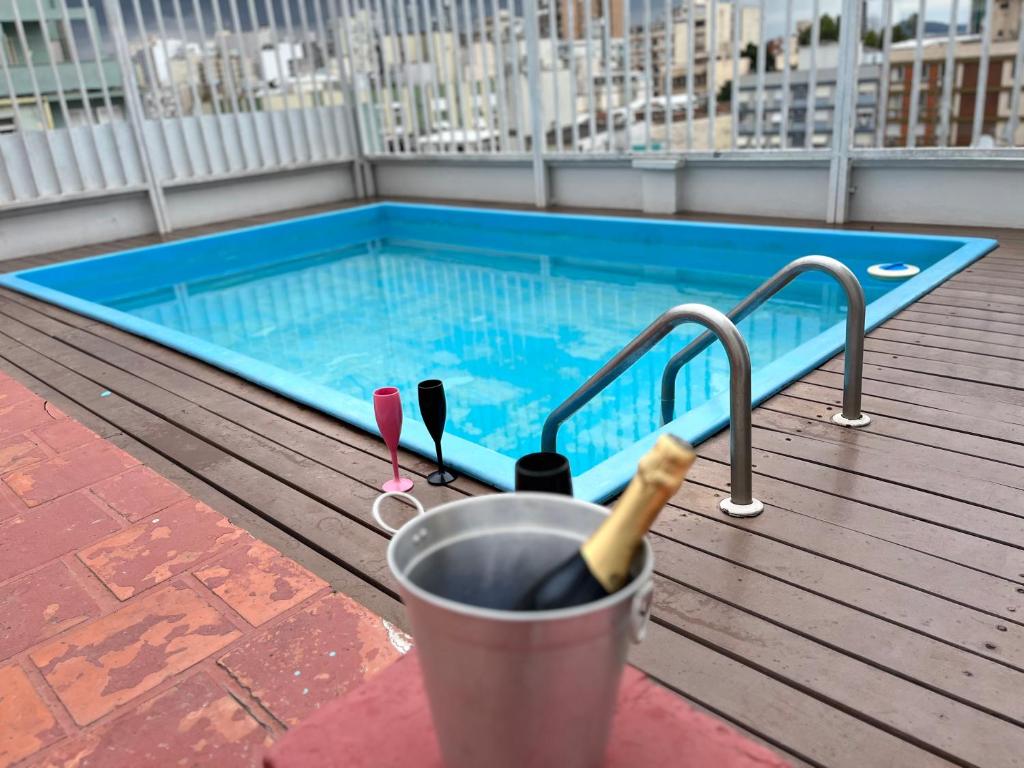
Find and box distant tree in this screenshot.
[797,13,840,45]
[741,43,777,73]
[862,14,915,49]
[893,14,915,42]
[717,80,731,103]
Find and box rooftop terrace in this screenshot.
[2,0,1024,765]
[0,203,1021,766]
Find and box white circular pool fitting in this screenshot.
[868,262,920,279]
[720,497,765,518]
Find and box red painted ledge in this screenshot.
[263,649,789,768]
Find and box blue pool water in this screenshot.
[1,203,996,501]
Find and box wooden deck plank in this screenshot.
[803,368,1024,434]
[864,337,1024,376]
[685,453,1022,582]
[634,623,956,768]
[648,543,1024,727]
[879,319,1024,349]
[682,428,1024,591]
[932,286,1024,308]
[649,575,1024,767]
[768,388,1024,467]
[823,358,1024,412]
[3,202,1024,767]
[855,348,1024,394]
[741,419,1024,521]
[916,295,1024,321]
[870,326,1024,359]
[751,404,1024,490]
[896,308,1024,338]
[658,470,1024,668]
[954,270,1024,286]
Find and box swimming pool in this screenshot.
[0,203,996,501]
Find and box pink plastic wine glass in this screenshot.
[373,386,414,493]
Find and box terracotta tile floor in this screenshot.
[0,373,408,767]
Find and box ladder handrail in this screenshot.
[540,303,763,517]
[660,255,871,429]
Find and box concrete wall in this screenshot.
[679,159,831,221]
[164,163,358,230]
[0,191,156,261]
[549,162,645,210]
[4,153,1023,262]
[373,158,536,204]
[373,155,835,221]
[848,159,1024,229]
[0,162,359,261]
[371,154,1024,229]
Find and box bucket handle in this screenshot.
[372,491,426,535]
[630,579,654,644]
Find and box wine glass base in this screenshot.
[427,469,458,486]
[382,477,414,493]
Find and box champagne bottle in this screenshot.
[516,434,695,611]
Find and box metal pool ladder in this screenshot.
[659,255,871,429]
[541,303,765,518]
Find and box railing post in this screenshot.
[331,0,369,197]
[523,0,549,207]
[826,0,861,224]
[101,0,172,234]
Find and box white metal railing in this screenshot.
[0,0,359,228]
[343,0,1024,156]
[1,0,1023,229]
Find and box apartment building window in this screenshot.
[2,31,19,66]
[0,105,16,134]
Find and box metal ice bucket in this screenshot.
[377,492,654,768]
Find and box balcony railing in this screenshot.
[0,0,1022,232]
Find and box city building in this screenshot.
[970,0,1022,40]
[0,0,124,131]
[561,0,626,38]
[629,0,760,100]
[735,57,883,148]
[885,34,1024,146]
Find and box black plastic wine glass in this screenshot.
[514,452,574,496]
[418,379,458,486]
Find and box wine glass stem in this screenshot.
[434,441,444,472]
[389,445,400,482]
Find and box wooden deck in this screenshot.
[2,203,1023,768]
